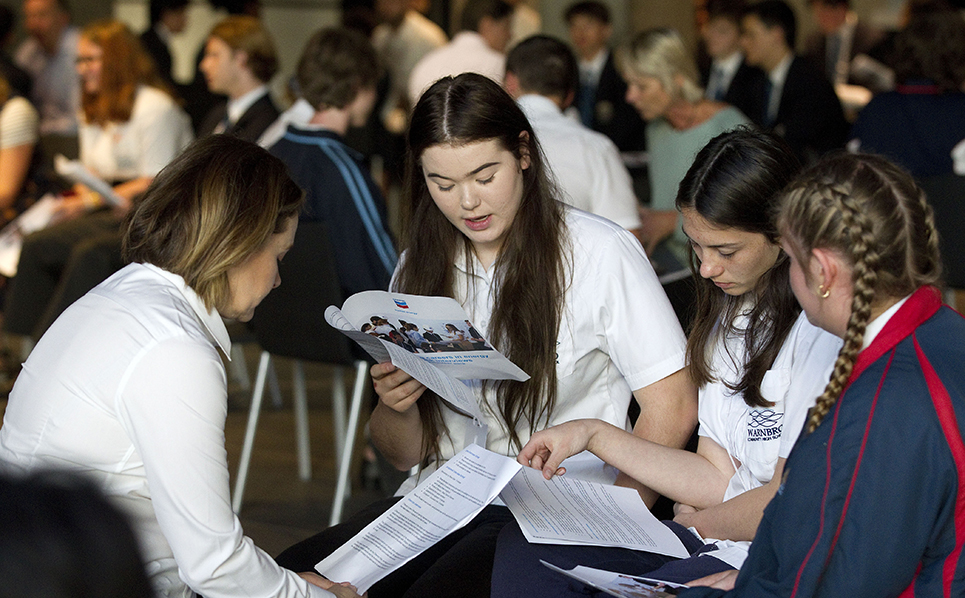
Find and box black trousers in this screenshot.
[4,210,123,339]
[276,496,515,598]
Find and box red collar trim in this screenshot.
[848,286,942,385]
[896,84,941,95]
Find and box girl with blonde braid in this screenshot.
[682,153,965,597]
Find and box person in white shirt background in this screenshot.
[407,0,512,106]
[0,135,361,598]
[503,34,643,239]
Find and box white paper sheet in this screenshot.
[501,467,690,559]
[53,155,125,206]
[315,445,522,594]
[0,194,59,277]
[540,561,687,597]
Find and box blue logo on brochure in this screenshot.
[394,299,409,309]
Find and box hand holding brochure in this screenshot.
[315,445,689,593]
[325,290,529,419]
[53,154,125,207]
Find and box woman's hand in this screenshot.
[298,572,366,597]
[371,362,426,413]
[638,207,679,255]
[686,569,738,591]
[517,419,603,479]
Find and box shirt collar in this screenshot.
[227,85,268,125]
[517,94,562,118]
[768,52,794,88]
[714,51,743,78]
[142,263,232,357]
[861,294,910,350]
[579,48,609,83]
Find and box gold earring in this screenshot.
[818,284,830,299]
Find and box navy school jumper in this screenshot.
[682,286,965,598]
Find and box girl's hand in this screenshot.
[687,569,738,590]
[517,419,601,479]
[298,572,366,597]
[371,362,426,414]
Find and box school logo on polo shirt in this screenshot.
[747,408,783,442]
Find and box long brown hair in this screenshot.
[80,20,173,126]
[777,153,942,432]
[676,128,801,407]
[396,73,567,461]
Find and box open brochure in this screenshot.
[540,561,687,597]
[326,290,529,421]
[315,445,688,594]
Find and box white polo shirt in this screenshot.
[400,206,687,488]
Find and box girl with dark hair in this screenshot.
[684,153,965,597]
[493,129,841,596]
[274,72,694,598]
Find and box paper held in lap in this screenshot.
[325,290,530,422]
[0,156,125,277]
[315,445,689,594]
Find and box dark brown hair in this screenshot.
[80,20,172,126]
[123,135,303,313]
[892,3,965,92]
[296,27,378,111]
[777,153,942,431]
[676,128,801,407]
[397,73,567,461]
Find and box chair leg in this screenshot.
[268,358,283,410]
[292,360,311,481]
[232,351,272,513]
[331,365,347,465]
[330,360,368,526]
[228,344,251,390]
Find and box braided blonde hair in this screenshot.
[776,153,942,432]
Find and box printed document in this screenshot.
[501,467,689,558]
[315,445,522,594]
[316,446,690,592]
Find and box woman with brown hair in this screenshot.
[3,19,192,344]
[275,72,695,598]
[0,135,358,598]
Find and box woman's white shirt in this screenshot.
[0,263,333,598]
[698,310,842,501]
[397,206,687,489]
[78,85,193,181]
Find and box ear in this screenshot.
[518,131,532,170]
[810,247,842,292]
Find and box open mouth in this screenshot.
[464,215,492,231]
